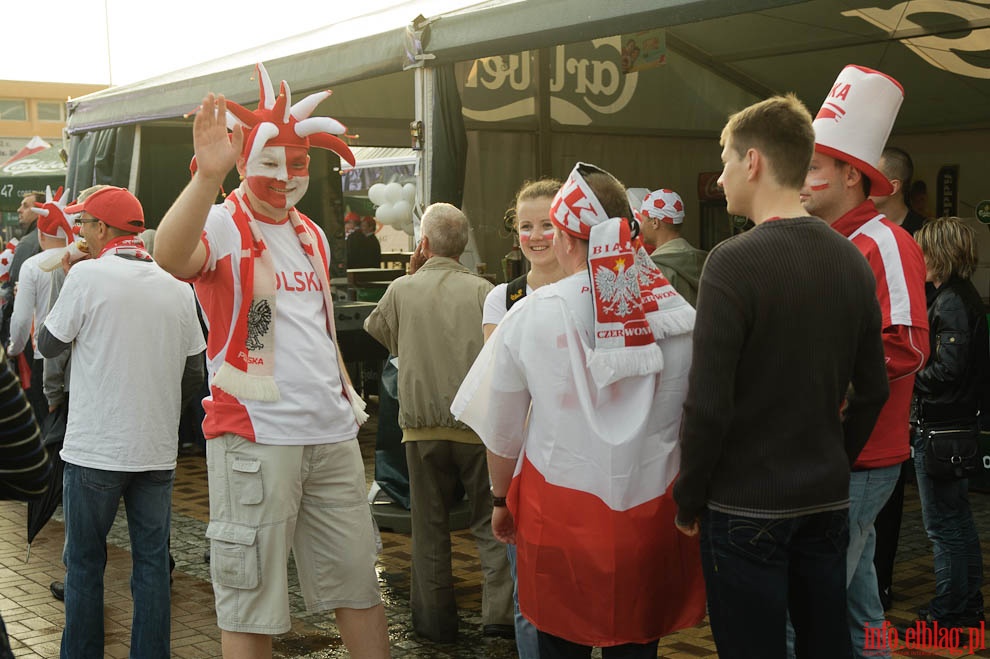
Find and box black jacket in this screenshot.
[913,277,989,422]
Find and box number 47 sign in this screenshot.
[0,184,13,198]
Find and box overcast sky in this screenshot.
[3,0,458,86]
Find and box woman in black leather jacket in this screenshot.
[912,216,988,629]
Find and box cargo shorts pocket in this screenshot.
[231,458,263,505]
[206,521,259,590]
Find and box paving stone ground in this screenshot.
[3,407,990,657]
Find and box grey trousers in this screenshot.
[405,439,514,641]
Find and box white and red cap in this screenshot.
[812,64,903,197]
[550,162,623,240]
[65,186,145,233]
[224,63,356,167]
[637,189,684,225]
[34,185,75,241]
[0,238,19,282]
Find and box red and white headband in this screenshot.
[550,162,619,240]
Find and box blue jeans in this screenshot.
[913,431,984,624]
[60,463,173,659]
[701,508,851,659]
[507,543,540,658]
[847,466,899,659]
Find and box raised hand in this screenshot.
[192,94,244,182]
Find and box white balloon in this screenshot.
[385,181,403,204]
[393,200,412,223]
[402,183,416,204]
[376,202,397,225]
[401,221,415,236]
[368,183,388,206]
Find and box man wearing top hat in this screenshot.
[801,65,929,658]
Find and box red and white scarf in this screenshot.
[97,235,152,261]
[551,163,694,387]
[211,189,367,423]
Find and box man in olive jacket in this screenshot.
[364,202,513,643]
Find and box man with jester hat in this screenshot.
[7,185,74,425]
[156,63,390,658]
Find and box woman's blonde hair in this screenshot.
[504,178,562,232]
[915,216,979,282]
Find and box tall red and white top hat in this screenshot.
[812,64,903,197]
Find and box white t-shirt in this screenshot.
[195,204,357,445]
[482,281,533,327]
[45,254,206,471]
[8,250,54,359]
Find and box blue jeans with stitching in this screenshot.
[701,508,852,659]
[913,431,984,624]
[847,466,899,659]
[60,463,173,659]
[507,543,540,658]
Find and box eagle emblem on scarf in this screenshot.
[594,258,641,318]
[246,299,273,351]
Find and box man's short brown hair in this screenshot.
[720,94,815,190]
[585,171,631,221]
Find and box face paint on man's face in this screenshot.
[245,145,310,210]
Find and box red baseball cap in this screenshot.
[65,186,145,233]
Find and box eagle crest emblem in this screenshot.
[246,299,273,351]
[594,259,641,317]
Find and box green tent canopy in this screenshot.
[0,147,68,212]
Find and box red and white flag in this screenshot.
[452,270,705,646]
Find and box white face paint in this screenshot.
[245,145,310,211]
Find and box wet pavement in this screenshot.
[2,403,990,657]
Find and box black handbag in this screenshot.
[39,402,67,448]
[921,420,981,480]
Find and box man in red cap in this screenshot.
[37,186,206,659]
[155,64,389,659]
[801,65,929,657]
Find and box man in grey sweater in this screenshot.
[673,94,889,659]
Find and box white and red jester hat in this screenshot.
[0,238,19,282]
[34,185,76,242]
[224,63,356,167]
[812,64,903,197]
[637,189,685,225]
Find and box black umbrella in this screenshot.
[25,405,66,561]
